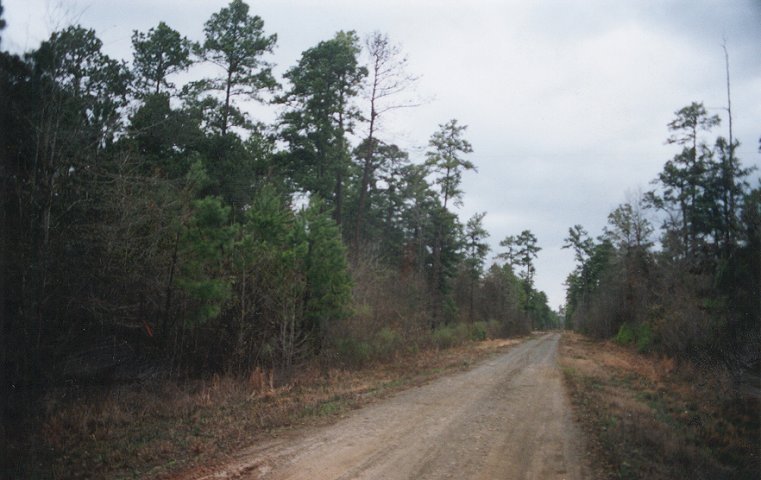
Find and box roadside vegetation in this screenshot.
[561,95,759,479]
[562,98,759,424]
[560,332,759,480]
[16,334,525,479]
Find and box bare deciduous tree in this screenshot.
[354,32,420,247]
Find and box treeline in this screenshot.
[564,101,759,370]
[0,0,554,397]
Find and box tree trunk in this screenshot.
[334,111,346,226]
[222,67,233,135]
[355,113,376,247]
[334,171,343,226]
[723,43,735,252]
[354,67,380,248]
[469,276,475,323]
[431,222,443,328]
[162,231,180,344]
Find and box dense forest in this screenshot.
[563,99,759,368]
[1,0,558,423]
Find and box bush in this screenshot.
[615,322,654,353]
[486,319,503,338]
[615,323,636,345]
[470,321,489,341]
[372,327,400,360]
[432,325,456,349]
[334,338,371,366]
[431,323,471,349]
[635,323,653,352]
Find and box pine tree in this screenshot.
[279,31,367,224]
[463,212,490,321]
[131,21,192,96]
[195,0,277,135]
[301,199,352,352]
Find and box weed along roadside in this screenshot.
[26,333,529,479]
[559,332,760,480]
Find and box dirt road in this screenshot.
[197,333,589,480]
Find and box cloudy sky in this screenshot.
[4,0,760,308]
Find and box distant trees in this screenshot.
[566,100,758,366]
[647,102,720,259]
[514,230,541,289]
[422,120,474,324]
[645,101,751,266]
[353,32,418,247]
[497,230,554,329]
[564,206,649,337]
[477,263,530,334]
[462,212,490,321]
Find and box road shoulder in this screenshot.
[559,331,760,479]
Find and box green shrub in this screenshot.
[635,323,653,353]
[470,321,488,341]
[615,322,654,353]
[443,297,459,325]
[615,323,636,345]
[432,323,471,349]
[487,319,502,338]
[432,325,457,349]
[372,327,400,359]
[335,338,371,366]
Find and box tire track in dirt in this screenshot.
[195,333,590,480]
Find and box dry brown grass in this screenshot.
[560,332,760,480]
[11,335,528,479]
[475,338,523,350]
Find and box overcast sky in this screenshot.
[4,0,761,308]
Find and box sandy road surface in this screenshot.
[197,333,589,480]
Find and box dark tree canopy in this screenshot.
[278,30,367,223]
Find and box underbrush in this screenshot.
[431,320,502,348]
[614,322,653,352]
[331,321,504,367]
[8,330,524,479]
[560,332,759,480]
